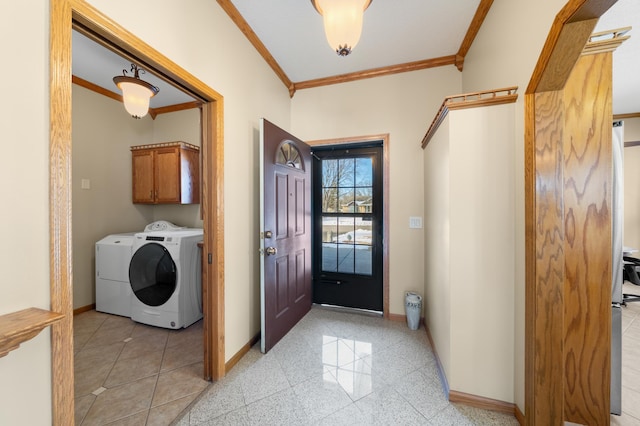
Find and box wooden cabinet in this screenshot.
[131,142,200,204]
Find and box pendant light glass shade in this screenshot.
[312,0,372,56]
[113,64,159,119]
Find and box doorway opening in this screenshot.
[307,135,390,317]
[312,143,384,312]
[50,2,225,422]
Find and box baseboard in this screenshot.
[73,304,95,316]
[225,332,260,373]
[515,405,524,425]
[449,390,516,416]
[388,312,425,326]
[423,323,450,397]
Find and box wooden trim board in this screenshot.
[51,2,226,424]
[73,304,96,316]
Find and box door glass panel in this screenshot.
[337,245,355,273]
[313,144,383,311]
[338,158,355,187]
[322,217,337,243]
[355,158,372,186]
[322,243,338,272]
[338,188,355,212]
[322,188,338,212]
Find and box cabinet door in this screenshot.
[154,147,181,203]
[132,150,155,203]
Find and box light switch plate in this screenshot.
[409,216,423,229]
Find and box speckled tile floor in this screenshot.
[176,307,519,426]
[73,310,207,425]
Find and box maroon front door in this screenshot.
[260,119,312,353]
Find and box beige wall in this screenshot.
[460,0,568,411]
[86,0,293,361]
[0,1,52,424]
[423,115,452,381]
[448,105,516,401]
[423,104,516,403]
[624,117,640,141]
[624,118,640,251]
[291,67,462,315]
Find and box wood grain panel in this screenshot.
[50,0,75,423]
[525,1,618,424]
[534,19,598,93]
[0,308,64,358]
[562,52,612,426]
[531,89,566,425]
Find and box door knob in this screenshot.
[265,246,277,256]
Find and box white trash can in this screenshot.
[405,292,422,330]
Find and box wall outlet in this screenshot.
[81,178,91,190]
[409,216,423,229]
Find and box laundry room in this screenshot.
[71,75,208,423]
[71,84,203,314]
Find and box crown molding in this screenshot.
[293,56,457,94]
[216,0,294,95]
[219,0,494,97]
[614,112,640,120]
[421,86,518,149]
[455,0,494,71]
[582,26,630,55]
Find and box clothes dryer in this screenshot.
[95,233,135,317]
[128,229,203,329]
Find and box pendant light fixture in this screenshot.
[311,0,372,56]
[113,63,159,119]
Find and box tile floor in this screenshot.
[73,310,208,425]
[175,307,519,425]
[612,282,640,425]
[76,299,640,426]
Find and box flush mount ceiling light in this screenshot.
[113,63,159,119]
[311,0,372,56]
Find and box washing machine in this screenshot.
[95,233,135,317]
[128,228,203,329]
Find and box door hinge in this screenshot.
[208,253,212,264]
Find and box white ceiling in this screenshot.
[72,0,638,115]
[595,0,640,115]
[230,0,480,82]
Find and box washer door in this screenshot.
[129,243,177,307]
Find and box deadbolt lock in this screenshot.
[264,230,273,239]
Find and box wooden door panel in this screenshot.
[261,119,312,353]
[275,173,288,240]
[294,177,305,236]
[132,151,154,203]
[295,250,306,302]
[275,256,289,317]
[155,148,180,202]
